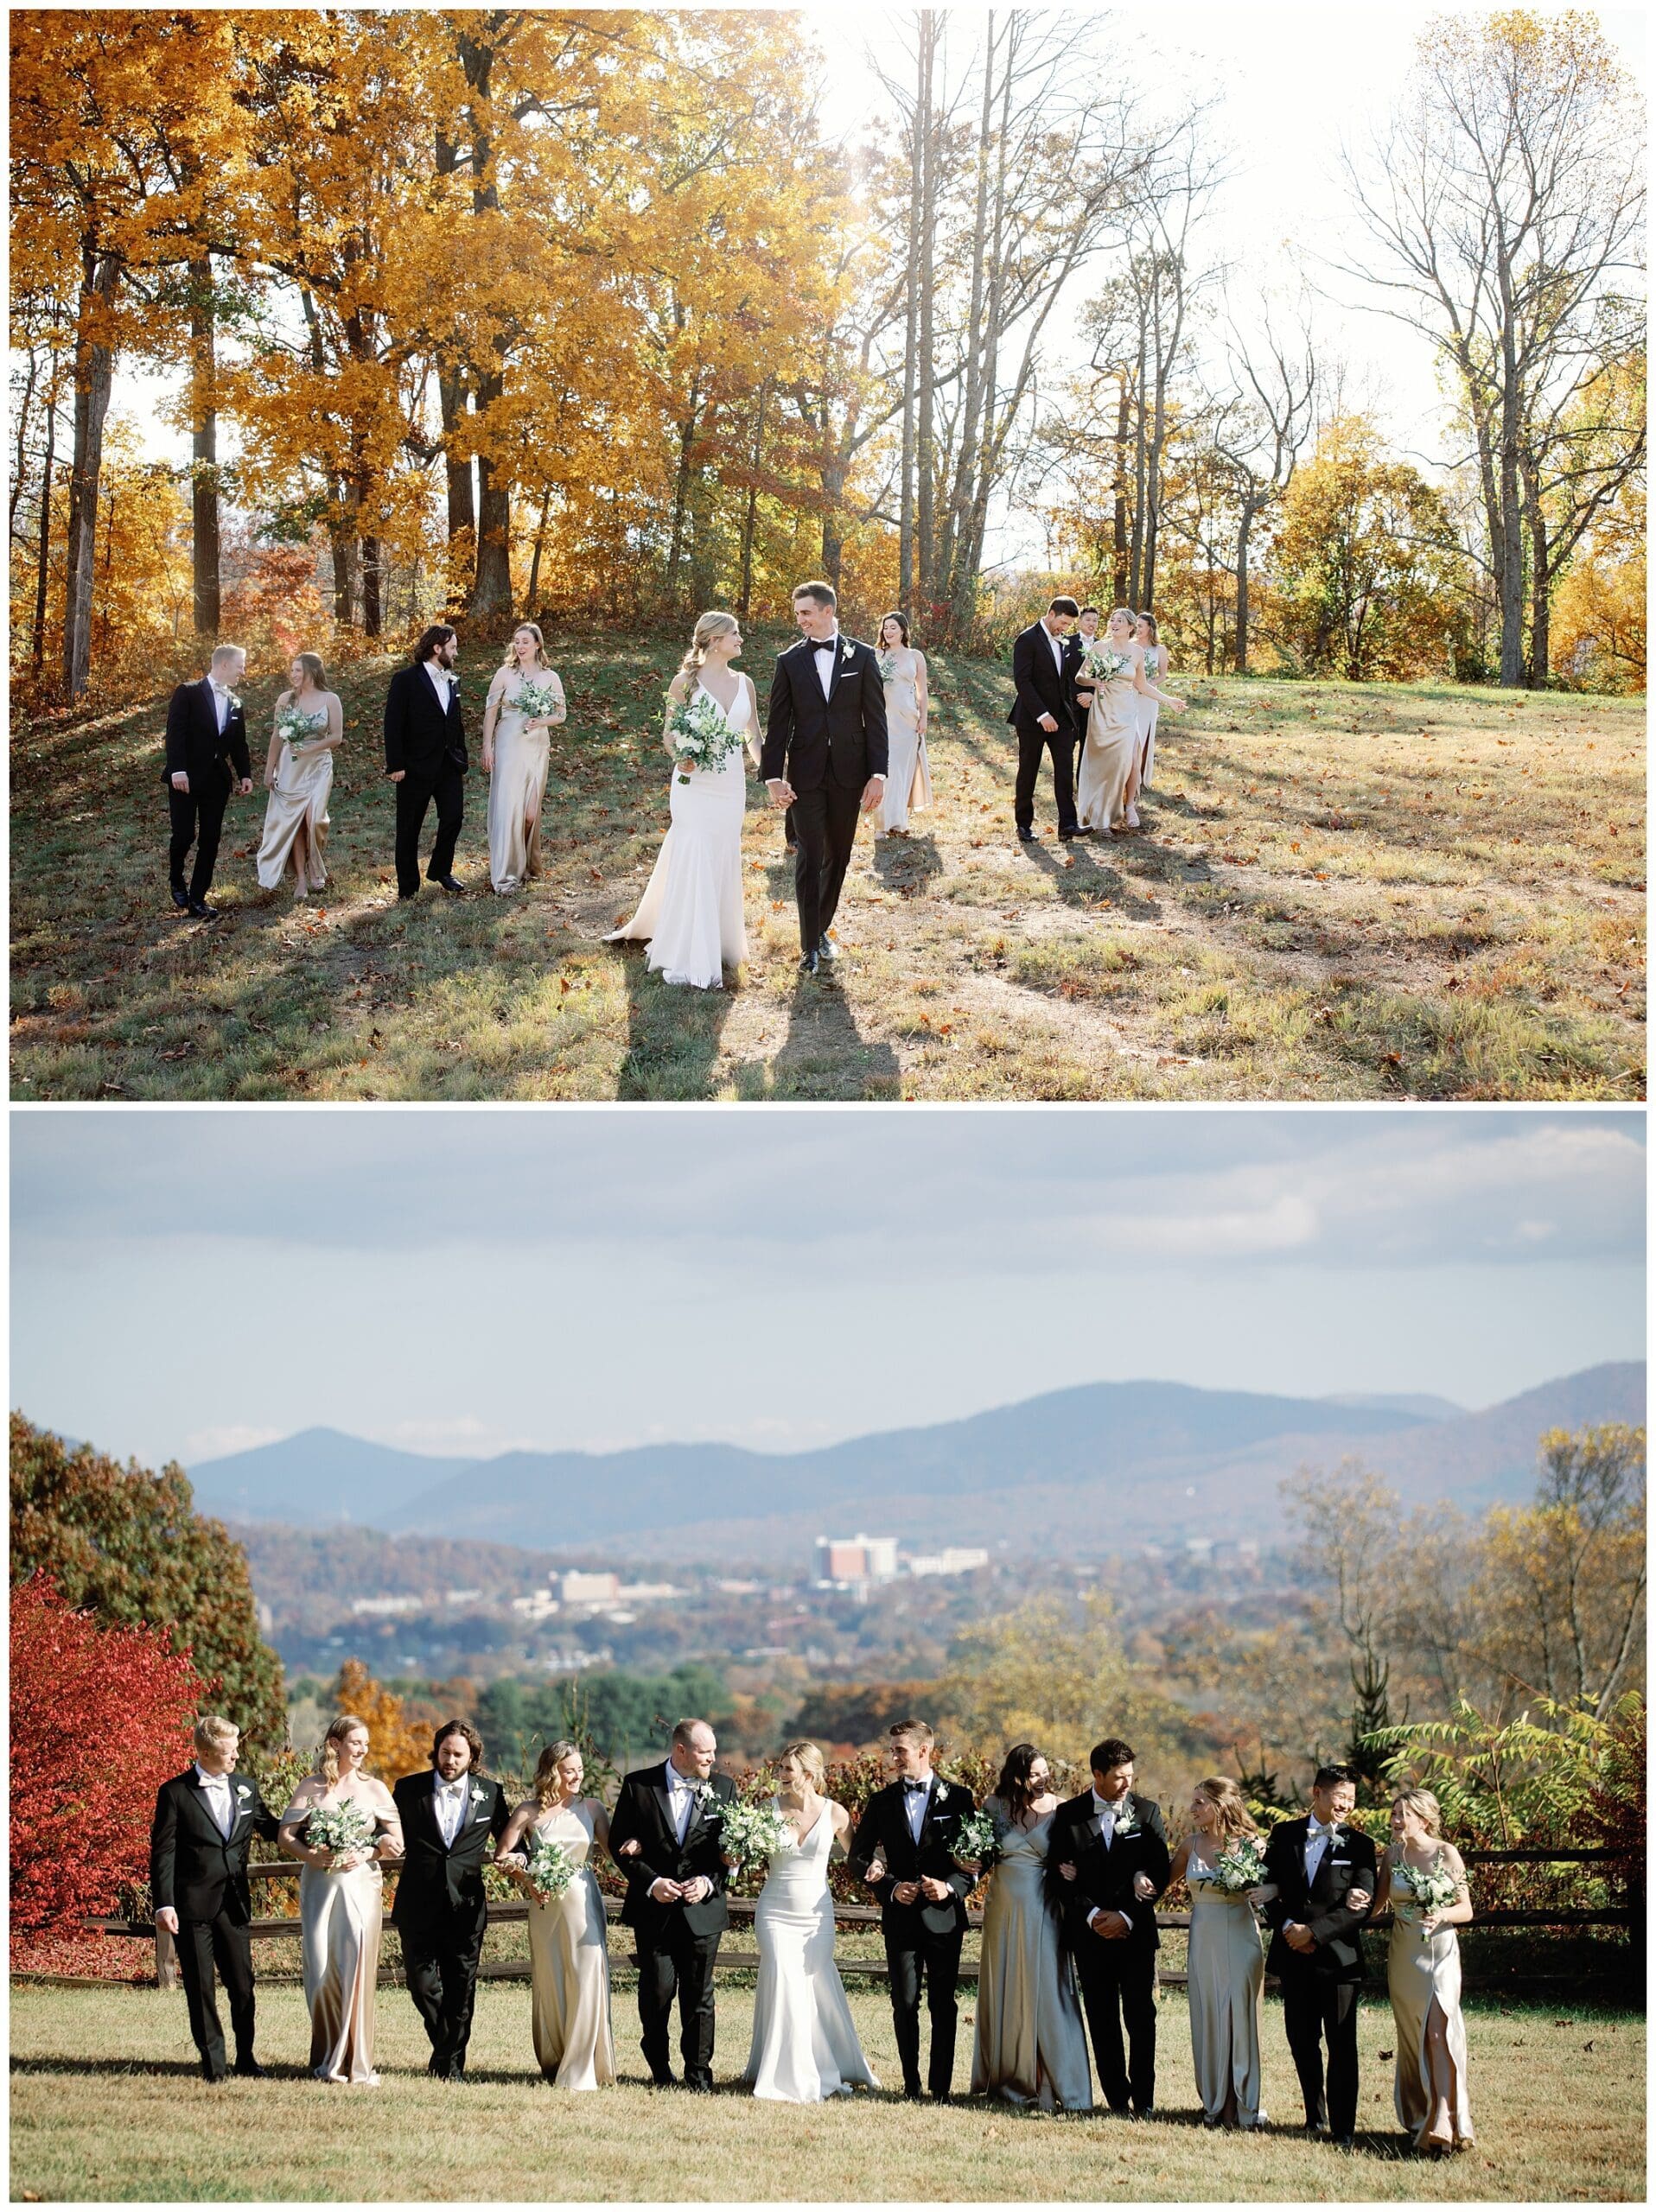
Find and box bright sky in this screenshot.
[106,4,1646,573]
[11,1108,1644,1472]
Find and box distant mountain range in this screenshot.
[188,1363,1644,1562]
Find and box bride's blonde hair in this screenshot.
[676,612,739,690]
[777,1740,826,1788]
[500,621,551,672]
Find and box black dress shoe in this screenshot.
[1333,2133,1355,2152]
[817,935,838,962]
[1016,825,1036,842]
[1059,825,1084,840]
[188,899,219,919]
[798,951,819,976]
[430,873,465,894]
[170,888,192,912]
[650,2071,677,2089]
[685,2076,713,2094]
[232,2057,266,2079]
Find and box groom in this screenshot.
[1007,594,1082,842]
[162,642,254,917]
[1261,1763,1377,2147]
[384,623,468,899]
[607,1718,736,2090]
[760,579,888,975]
[850,1719,974,2099]
[390,1719,512,2080]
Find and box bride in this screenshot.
[740,1741,879,2102]
[607,612,761,989]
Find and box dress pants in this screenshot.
[884,1921,964,2095]
[168,775,231,903]
[789,782,863,954]
[1074,1940,1157,2112]
[1014,726,1078,833]
[1283,1973,1360,2136]
[636,1919,721,2086]
[401,1907,487,2076]
[394,758,465,896]
[176,1911,257,2080]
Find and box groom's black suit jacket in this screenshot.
[1262,1816,1377,1984]
[150,1768,280,1925]
[162,677,252,789]
[384,660,468,779]
[388,1769,512,1936]
[607,1764,736,1941]
[1008,622,1080,737]
[849,1777,974,1936]
[760,634,889,791]
[1046,1790,1171,1955]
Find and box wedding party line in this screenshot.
[152,1711,1474,2154]
[162,581,1182,984]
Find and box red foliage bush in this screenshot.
[10,1573,201,1968]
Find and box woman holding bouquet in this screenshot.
[740,1741,878,2102]
[1168,1777,1272,2129]
[875,612,932,836]
[1124,612,1166,819]
[1373,1789,1474,2153]
[608,612,761,990]
[278,1714,403,2085]
[482,624,566,893]
[256,652,343,898]
[1076,608,1185,836]
[495,1740,616,2090]
[968,1744,1092,2111]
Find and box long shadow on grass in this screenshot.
[609,945,736,1100]
[729,970,901,1101]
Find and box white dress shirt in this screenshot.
[1046,626,1066,677]
[424,660,455,712]
[903,1776,932,1844]
[194,1764,234,1839]
[435,1775,468,1848]
[666,1766,700,1844]
[1091,1790,1132,1925]
[809,631,840,702]
[206,678,230,734]
[1304,1819,1337,1885]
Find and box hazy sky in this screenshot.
[11,1108,1644,1472]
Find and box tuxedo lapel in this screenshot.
[653,1766,679,1851]
[826,638,846,702]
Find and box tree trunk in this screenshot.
[819,458,847,589]
[439,369,476,545]
[898,30,923,611]
[61,247,120,702]
[329,490,357,625]
[360,529,382,638]
[666,402,698,600]
[31,357,58,676]
[1524,449,1550,688]
[914,10,937,604]
[1496,290,1525,686]
[1111,374,1131,607]
[943,13,996,632]
[1233,501,1254,673]
[189,252,221,639]
[525,484,552,614]
[737,380,769,624]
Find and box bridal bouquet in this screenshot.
[1080,643,1129,682]
[513,677,563,723]
[1392,1859,1460,1922]
[952,1805,1001,1870]
[305,1799,378,1868]
[876,650,899,682]
[665,690,743,784]
[523,1833,577,1903]
[276,703,327,750]
[718,1796,791,1867]
[1211,1834,1268,1894]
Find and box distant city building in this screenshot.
[812,1535,899,1585]
[444,1588,483,1605]
[349,1594,422,1616]
[559,1570,621,1605]
[615,1580,680,1602]
[510,1591,560,1620]
[906,1547,990,1578]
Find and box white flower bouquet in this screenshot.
[523,1832,577,1903]
[666,690,743,784]
[513,677,563,722]
[1080,644,1130,682]
[305,1799,378,1868]
[718,1796,792,1867]
[1211,1834,1268,1893]
[276,703,327,751]
[952,1805,1001,1870]
[1392,1859,1460,1922]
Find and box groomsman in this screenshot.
[162,643,253,917]
[850,1719,975,2100]
[149,1715,280,2081]
[390,1720,512,2080]
[1048,1736,1171,2117]
[385,624,468,899]
[1069,605,1103,732]
[1262,1763,1378,2148]
[607,1718,736,2090]
[1007,595,1082,842]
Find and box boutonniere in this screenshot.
[931,1779,949,1804]
[235,1784,252,1802]
[693,1781,717,1809]
[1111,1797,1140,1839]
[226,693,242,714]
[841,642,855,664]
[469,1784,487,1806]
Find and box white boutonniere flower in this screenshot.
[470,1784,487,1805]
[1111,1796,1140,1839]
[841,642,855,664]
[932,1780,948,1803]
[226,693,242,715]
[694,1781,717,1808]
[236,1784,252,1802]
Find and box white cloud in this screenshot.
[183,1424,285,1460]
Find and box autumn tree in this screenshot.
[10,1573,201,1966]
[9,1414,285,1745]
[323,1657,434,1783]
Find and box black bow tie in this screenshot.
[903,1779,928,1792]
[812,638,838,653]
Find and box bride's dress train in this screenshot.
[743,1803,878,2103]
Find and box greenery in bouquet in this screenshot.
[275,703,327,750]
[1212,1834,1269,1894]
[951,1803,1001,1870]
[718,1795,791,1867]
[1080,643,1129,682]
[1392,1859,1462,1919]
[665,690,742,783]
[523,1832,577,1903]
[304,1798,378,1867]
[513,677,563,722]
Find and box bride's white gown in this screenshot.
[743,1803,879,2103]
[606,680,750,989]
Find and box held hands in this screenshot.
[388,769,406,783]
[1089,1909,1130,1941]
[1346,1888,1373,1915]
[863,1856,887,1888]
[1245,1885,1273,1911]
[919,1875,952,1904]
[649,1877,685,1904]
[891,1880,921,1906]
[1057,1861,1078,1882]
[767,778,796,810]
[1283,1920,1317,1955]
[481,743,494,773]
[1132,1872,1156,1901]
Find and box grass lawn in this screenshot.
[9,1977,1642,2202]
[10,641,1645,1100]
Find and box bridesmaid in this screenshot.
[876,612,932,836]
[967,1744,1092,2111]
[257,652,343,899]
[1167,1777,1272,2130]
[1076,607,1185,836]
[1373,1788,1475,2154]
[278,1714,403,2085]
[496,1739,616,2090]
[481,622,566,893]
[1124,613,1165,823]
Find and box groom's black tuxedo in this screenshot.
[384,658,468,897]
[1262,1815,1378,2139]
[1007,621,1080,836]
[607,1762,736,2088]
[850,1775,974,2096]
[162,676,252,906]
[389,1766,511,2077]
[1047,1789,1171,2114]
[150,1766,280,2080]
[761,633,889,957]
